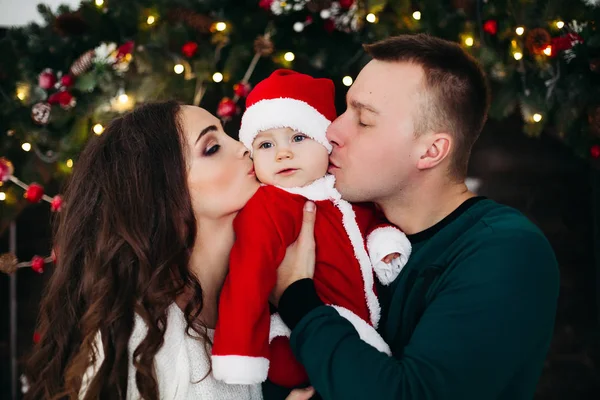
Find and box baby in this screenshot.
[212,69,411,388]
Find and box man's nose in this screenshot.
[326,118,344,148]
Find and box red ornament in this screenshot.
[233,82,252,98]
[591,144,600,159]
[31,256,45,274]
[48,90,75,109]
[38,69,57,90]
[483,20,498,35]
[182,41,199,58]
[60,74,75,88]
[305,16,313,24]
[25,183,44,203]
[324,19,335,33]
[259,0,274,10]
[551,33,583,53]
[116,40,135,59]
[0,157,14,182]
[339,0,354,8]
[217,97,237,118]
[50,195,63,212]
[33,331,41,344]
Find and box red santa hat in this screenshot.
[239,69,336,153]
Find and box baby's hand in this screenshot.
[382,252,400,264]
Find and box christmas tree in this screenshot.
[1,0,600,268]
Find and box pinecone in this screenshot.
[526,28,551,55]
[307,0,333,12]
[31,102,51,125]
[254,35,274,56]
[70,50,95,76]
[54,11,88,36]
[0,253,18,275]
[168,8,213,33]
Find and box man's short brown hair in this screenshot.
[364,34,490,179]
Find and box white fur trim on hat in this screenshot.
[239,98,333,154]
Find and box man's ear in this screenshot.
[416,133,452,170]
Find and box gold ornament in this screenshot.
[525,28,551,55]
[0,253,18,275]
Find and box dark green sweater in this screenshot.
[272,197,559,400]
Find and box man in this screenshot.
[270,34,559,399]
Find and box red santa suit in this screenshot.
[211,69,411,387]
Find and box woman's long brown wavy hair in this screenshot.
[25,101,207,399]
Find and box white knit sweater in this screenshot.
[81,303,263,400]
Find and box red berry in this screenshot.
[233,82,252,98]
[591,144,600,159]
[38,69,57,89]
[50,195,63,212]
[217,97,237,118]
[181,41,199,58]
[60,74,75,88]
[25,184,44,203]
[33,331,41,344]
[31,256,45,274]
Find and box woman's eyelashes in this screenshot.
[204,143,221,156]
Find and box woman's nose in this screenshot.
[236,141,250,159]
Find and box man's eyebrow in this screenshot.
[196,125,218,144]
[349,99,379,114]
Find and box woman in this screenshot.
[24,101,315,400]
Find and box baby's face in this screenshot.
[251,127,329,188]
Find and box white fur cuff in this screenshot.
[331,305,391,355]
[367,227,412,285]
[212,355,269,385]
[269,313,292,343]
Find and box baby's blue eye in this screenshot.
[292,135,306,142]
[259,142,273,149]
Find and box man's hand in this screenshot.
[270,201,317,306]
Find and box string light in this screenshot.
[533,113,542,122]
[95,0,104,6]
[93,124,104,135]
[366,13,377,23]
[66,159,74,168]
[464,36,474,47]
[543,46,552,56]
[147,15,156,25]
[118,93,129,103]
[22,143,31,152]
[342,76,353,86]
[284,52,295,62]
[174,64,185,74]
[0,192,5,201]
[513,52,523,60]
[215,22,227,32]
[412,11,421,20]
[293,22,305,32]
[515,26,525,36]
[556,21,565,29]
[212,72,224,83]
